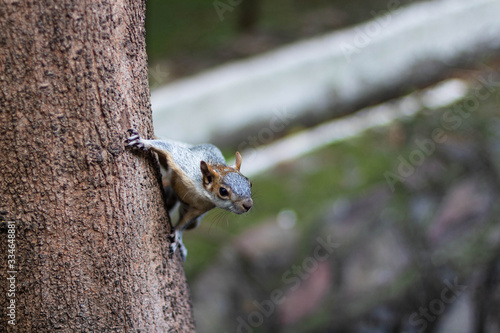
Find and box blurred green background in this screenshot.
[145,1,500,332]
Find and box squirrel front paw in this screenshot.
[169,230,188,262]
[126,128,147,150]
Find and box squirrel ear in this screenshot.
[234,152,242,171]
[200,161,215,184]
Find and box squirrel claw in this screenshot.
[168,230,188,262]
[127,128,138,135]
[168,242,176,260]
[125,128,146,150]
[169,241,188,262]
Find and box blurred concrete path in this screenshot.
[151,0,500,147]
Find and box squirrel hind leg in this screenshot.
[168,214,202,261]
[169,229,188,261]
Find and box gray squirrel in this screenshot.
[126,128,253,261]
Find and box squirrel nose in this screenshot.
[242,198,253,212]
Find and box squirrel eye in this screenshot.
[219,187,229,197]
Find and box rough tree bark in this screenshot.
[0,0,195,332]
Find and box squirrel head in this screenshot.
[200,152,253,214]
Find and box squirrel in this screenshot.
[126,128,253,261]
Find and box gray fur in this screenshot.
[224,172,251,197]
[145,139,226,183]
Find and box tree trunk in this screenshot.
[0,1,195,332]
